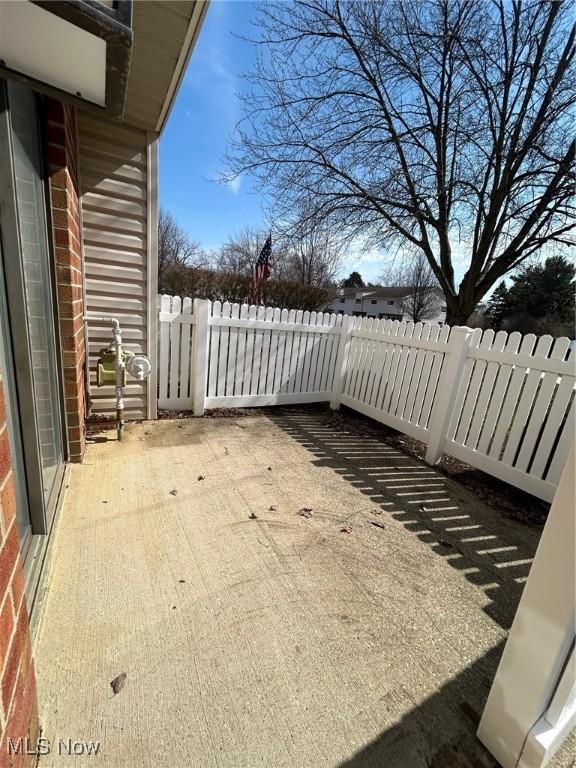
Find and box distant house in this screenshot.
[324,286,447,324]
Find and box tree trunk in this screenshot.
[445,304,475,327]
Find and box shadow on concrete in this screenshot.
[269,406,539,632]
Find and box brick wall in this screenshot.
[45,101,86,462]
[0,379,38,767]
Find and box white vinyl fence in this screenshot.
[158,295,575,502]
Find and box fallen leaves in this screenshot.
[110,673,127,695]
[369,521,386,530]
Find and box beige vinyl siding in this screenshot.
[78,112,153,418]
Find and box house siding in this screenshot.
[77,114,151,419]
[0,376,38,768]
[45,100,87,462]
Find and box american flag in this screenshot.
[254,234,272,283]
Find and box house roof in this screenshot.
[123,1,208,133]
[333,286,413,299]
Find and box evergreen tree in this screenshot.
[486,282,510,329]
[485,255,575,336]
[341,271,364,288]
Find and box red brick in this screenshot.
[50,187,68,210]
[50,208,68,229]
[1,657,37,768]
[0,594,14,671]
[44,100,86,463]
[11,564,25,617]
[49,167,68,190]
[2,604,29,713]
[1,479,16,533]
[0,525,19,610]
[0,430,12,489]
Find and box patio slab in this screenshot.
[34,407,546,767]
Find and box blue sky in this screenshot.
[159,0,386,283]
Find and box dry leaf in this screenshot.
[110,673,127,695]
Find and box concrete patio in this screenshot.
[34,407,549,767]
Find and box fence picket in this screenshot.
[476,332,522,455]
[488,333,538,460]
[168,295,182,402]
[404,323,430,422]
[281,309,297,393]
[515,337,570,473]
[531,345,575,479]
[244,305,257,395]
[218,302,231,397]
[502,335,554,466]
[466,330,508,450]
[233,304,248,395]
[179,297,193,401]
[158,295,171,404]
[272,309,288,392]
[208,301,221,397]
[225,304,240,396]
[454,329,495,445]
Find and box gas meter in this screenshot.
[90,315,153,440]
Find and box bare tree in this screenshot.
[229,0,575,325]
[384,252,442,323]
[158,209,206,292]
[278,205,344,288]
[215,226,268,275]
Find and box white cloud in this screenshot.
[227,175,242,195]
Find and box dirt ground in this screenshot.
[35,406,566,767]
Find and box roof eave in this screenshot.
[154,0,209,135]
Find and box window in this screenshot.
[371,299,377,304]
[339,297,345,303]
[355,298,361,304]
[387,300,394,305]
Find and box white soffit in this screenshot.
[0,1,106,106]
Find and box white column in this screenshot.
[330,314,353,410]
[425,325,473,465]
[192,298,210,417]
[478,444,576,768]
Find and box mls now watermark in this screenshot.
[8,736,101,756]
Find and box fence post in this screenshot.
[192,298,210,416]
[425,325,473,465]
[330,315,353,410]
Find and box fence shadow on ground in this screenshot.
[269,406,540,632]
